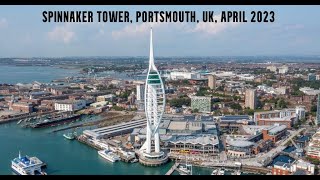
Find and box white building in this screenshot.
[136,82,145,101]
[54,100,86,111]
[170,71,200,80]
[295,106,306,120]
[237,74,255,81]
[299,87,320,95]
[278,65,289,74]
[266,65,277,72]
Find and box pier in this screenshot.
[0,111,57,124]
[165,162,180,175]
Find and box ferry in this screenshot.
[11,152,47,175]
[98,150,120,163]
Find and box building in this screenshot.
[261,124,287,143]
[9,102,33,113]
[295,106,306,120]
[254,108,301,128]
[208,74,216,90]
[308,73,316,81]
[272,160,315,175]
[54,100,86,111]
[219,115,253,133]
[316,94,320,126]
[191,96,212,113]
[245,89,257,110]
[278,65,289,74]
[306,131,320,160]
[170,71,199,80]
[139,28,168,165]
[291,160,315,175]
[225,135,255,158]
[166,135,219,155]
[266,65,277,72]
[96,94,115,102]
[135,82,145,111]
[272,162,291,175]
[136,82,145,101]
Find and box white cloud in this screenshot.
[111,13,189,39]
[111,13,241,39]
[112,22,165,39]
[0,18,8,29]
[48,24,75,44]
[191,14,240,35]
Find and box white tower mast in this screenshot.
[142,28,166,155]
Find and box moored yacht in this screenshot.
[98,150,120,163]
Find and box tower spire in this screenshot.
[149,27,154,68]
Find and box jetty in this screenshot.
[165,162,180,175]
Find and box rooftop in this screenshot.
[168,121,187,130]
[168,135,219,146]
[220,115,250,121]
[267,125,287,134]
[227,140,254,148]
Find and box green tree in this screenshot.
[192,108,199,113]
[311,105,317,112]
[277,98,288,108]
[230,103,242,110]
[244,108,255,115]
[169,98,191,108]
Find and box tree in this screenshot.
[169,98,191,108]
[311,105,317,112]
[244,108,255,115]
[309,122,314,127]
[277,98,288,108]
[112,106,124,111]
[230,103,242,110]
[192,108,199,113]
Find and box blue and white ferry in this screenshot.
[11,152,47,175]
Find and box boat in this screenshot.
[211,169,218,175]
[11,152,47,175]
[217,169,225,175]
[130,158,138,163]
[98,150,120,163]
[63,132,76,140]
[236,170,241,175]
[17,120,23,125]
[30,114,81,128]
[178,164,192,175]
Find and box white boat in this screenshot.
[98,150,120,163]
[218,169,225,175]
[178,164,192,175]
[11,152,46,175]
[211,169,218,175]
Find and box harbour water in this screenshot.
[0,65,79,84]
[0,117,174,175]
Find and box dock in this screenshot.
[165,162,180,175]
[0,111,57,125]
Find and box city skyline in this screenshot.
[0,6,319,57]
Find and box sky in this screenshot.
[0,5,319,57]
